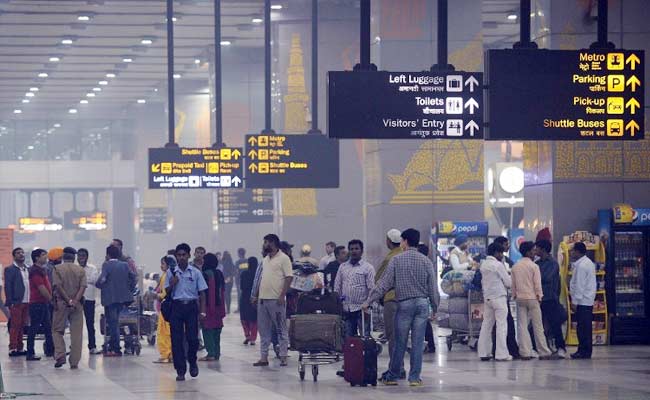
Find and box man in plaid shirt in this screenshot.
[363,228,437,387]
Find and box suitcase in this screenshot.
[343,311,378,387]
[297,289,342,315]
[289,314,343,352]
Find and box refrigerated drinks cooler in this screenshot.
[598,206,650,344]
[431,221,489,275]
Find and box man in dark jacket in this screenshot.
[5,247,30,357]
[535,239,567,358]
[96,245,136,357]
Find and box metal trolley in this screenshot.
[297,350,342,382]
[445,289,484,351]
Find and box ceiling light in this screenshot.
[252,18,263,23]
[194,59,201,64]
[173,73,181,79]
[153,88,158,92]
[86,93,96,98]
[271,4,283,10]
[137,99,146,104]
[22,99,30,104]
[27,145,34,150]
[29,87,39,92]
[49,56,61,62]
[98,80,108,85]
[68,108,78,114]
[122,57,133,63]
[80,99,89,104]
[507,14,518,20]
[220,40,231,46]
[25,92,35,97]
[92,87,102,92]
[77,15,91,21]
[38,72,49,78]
[140,38,154,45]
[61,39,74,45]
[53,123,61,128]
[106,73,116,78]
[13,109,22,114]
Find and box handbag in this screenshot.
[160,272,176,322]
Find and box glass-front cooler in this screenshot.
[614,232,645,317]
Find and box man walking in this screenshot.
[319,241,337,271]
[376,229,403,379]
[78,248,101,355]
[511,242,554,360]
[26,249,54,361]
[52,247,86,369]
[5,247,30,357]
[96,245,136,357]
[363,229,437,387]
[569,242,596,359]
[166,243,208,381]
[535,239,567,358]
[253,234,293,367]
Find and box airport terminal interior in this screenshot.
[1,0,650,399]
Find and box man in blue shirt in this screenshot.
[166,243,208,381]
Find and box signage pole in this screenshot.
[308,0,322,135]
[213,0,224,147]
[165,0,178,147]
[513,0,537,49]
[590,0,615,49]
[353,0,377,71]
[430,0,454,71]
[262,0,275,134]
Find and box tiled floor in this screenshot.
[2,314,650,400]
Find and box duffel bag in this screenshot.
[296,289,342,315]
[289,314,343,352]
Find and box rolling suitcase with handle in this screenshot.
[343,310,378,387]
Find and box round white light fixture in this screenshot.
[173,73,181,79]
[220,40,231,46]
[252,18,263,23]
[25,92,35,97]
[140,38,154,45]
[68,108,78,114]
[86,93,96,98]
[80,99,89,104]
[29,87,39,92]
[49,56,61,62]
[92,87,102,92]
[98,80,108,85]
[77,15,91,21]
[137,99,146,104]
[61,39,74,45]
[22,99,30,104]
[38,72,49,78]
[498,166,525,194]
[106,73,116,78]
[14,109,22,114]
[194,59,201,64]
[271,4,283,10]
[507,14,518,20]
[122,58,133,63]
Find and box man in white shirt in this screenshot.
[569,242,596,359]
[78,248,100,355]
[477,243,512,361]
[318,241,336,271]
[450,235,471,271]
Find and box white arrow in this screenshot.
[465,76,479,92]
[465,120,480,136]
[464,98,479,114]
[232,176,242,187]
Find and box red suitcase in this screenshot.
[343,311,378,387]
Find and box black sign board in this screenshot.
[328,71,483,139]
[487,49,644,140]
[217,189,274,224]
[148,147,243,189]
[139,208,167,233]
[244,134,339,188]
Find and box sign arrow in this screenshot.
[232,176,242,187]
[248,149,257,160]
[247,136,257,146]
[626,98,640,114]
[232,149,241,160]
[626,53,641,70]
[464,98,479,114]
[626,75,641,92]
[465,76,479,92]
[626,120,640,137]
[248,163,258,173]
[151,163,160,173]
[465,120,480,136]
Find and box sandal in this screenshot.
[253,360,269,367]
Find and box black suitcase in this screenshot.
[343,311,378,387]
[289,314,343,352]
[297,289,342,315]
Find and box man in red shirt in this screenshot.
[26,248,54,361]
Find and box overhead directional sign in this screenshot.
[64,211,108,231]
[217,189,274,224]
[487,49,644,140]
[138,208,168,233]
[149,147,243,189]
[327,71,483,139]
[245,134,339,188]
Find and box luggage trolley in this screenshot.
[298,349,342,382]
[445,289,484,351]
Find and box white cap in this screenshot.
[301,244,312,253]
[387,229,402,244]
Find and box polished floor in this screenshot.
[2,314,650,400]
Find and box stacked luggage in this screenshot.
[438,270,483,351]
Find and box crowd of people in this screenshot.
[3,227,598,385]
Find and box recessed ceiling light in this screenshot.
[98,80,108,85]
[122,57,133,63]
[507,14,518,20]
[271,4,283,10]
[61,39,74,45]
[137,99,146,104]
[220,40,231,46]
[194,59,201,64]
[22,99,30,104]
[173,73,181,79]
[13,109,22,114]
[38,72,49,78]
[140,38,154,45]
[80,99,89,104]
[49,56,61,62]
[77,15,91,21]
[29,87,39,92]
[68,108,78,114]
[106,73,116,78]
[153,88,158,92]
[53,123,61,128]
[86,93,96,98]
[92,87,102,92]
[25,92,35,97]
[252,18,263,23]
[27,145,34,150]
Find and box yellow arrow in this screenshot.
[232,149,241,160]
[248,163,258,173]
[151,163,160,173]
[626,54,641,70]
[626,98,640,114]
[247,136,257,146]
[248,149,257,160]
[626,75,641,92]
[626,120,640,137]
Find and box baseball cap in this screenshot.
[387,229,402,244]
[301,244,312,253]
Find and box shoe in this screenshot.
[426,345,436,353]
[280,357,288,367]
[381,378,398,386]
[253,360,269,367]
[495,356,513,362]
[9,351,22,357]
[189,364,199,377]
[54,358,66,368]
[409,380,423,387]
[336,370,345,377]
[243,339,249,345]
[480,357,492,361]
[556,348,567,359]
[70,365,78,370]
[570,352,591,359]
[519,356,533,361]
[26,356,41,361]
[531,350,539,359]
[249,342,256,346]
[103,351,121,357]
[89,348,101,355]
[176,374,185,381]
[153,358,172,364]
[400,370,407,380]
[539,353,561,360]
[199,356,216,361]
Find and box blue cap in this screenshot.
[454,234,469,247]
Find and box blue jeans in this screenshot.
[105,303,124,353]
[386,298,429,382]
[343,310,370,338]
